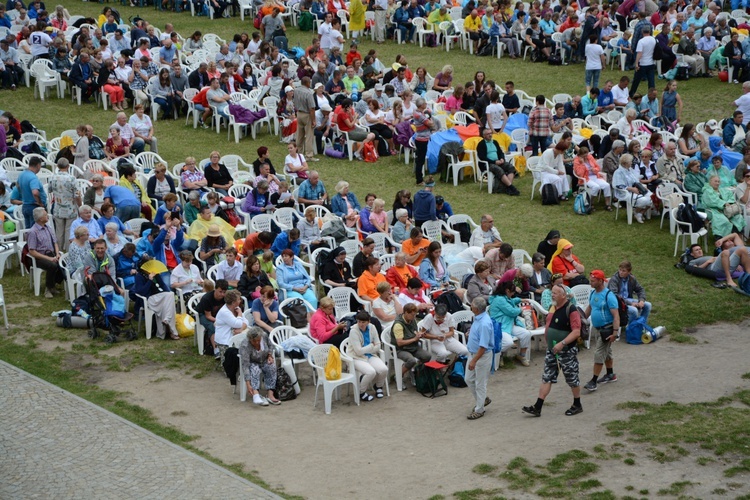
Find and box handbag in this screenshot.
[723,203,742,219]
[281,298,308,328]
[598,324,614,343]
[632,182,649,196]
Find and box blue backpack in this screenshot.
[574,191,592,215]
[625,316,655,345]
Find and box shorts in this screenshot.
[592,325,614,364]
[710,246,741,273]
[347,128,369,141]
[541,346,579,387]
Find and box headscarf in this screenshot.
[328,246,346,263]
[544,229,560,241]
[547,238,573,271]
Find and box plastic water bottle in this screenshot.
[351,83,359,102]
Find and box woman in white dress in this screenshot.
[539,143,570,201]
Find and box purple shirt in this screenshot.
[28,223,57,255]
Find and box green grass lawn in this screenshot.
[3,2,748,333]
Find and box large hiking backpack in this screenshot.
[676,203,703,234]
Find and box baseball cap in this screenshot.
[589,269,606,280]
[374,83,384,91]
[284,85,294,94]
[705,119,718,129]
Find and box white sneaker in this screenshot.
[635,213,644,224]
[253,394,269,406]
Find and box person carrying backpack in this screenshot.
[582,270,621,393]
[522,283,583,417]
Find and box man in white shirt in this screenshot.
[612,75,630,107]
[318,12,333,51]
[420,304,469,362]
[29,27,51,60]
[734,81,750,126]
[214,290,249,360]
[215,247,243,288]
[629,27,656,97]
[469,214,502,252]
[111,112,145,154]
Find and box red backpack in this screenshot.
[253,9,263,29]
[362,142,378,163]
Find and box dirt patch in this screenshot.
[84,324,750,499]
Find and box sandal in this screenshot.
[360,392,374,402]
[605,205,613,212]
[565,405,583,416]
[467,410,485,420]
[484,397,491,407]
[375,387,384,399]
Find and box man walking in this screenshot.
[47,159,80,252]
[522,283,582,417]
[18,156,47,229]
[583,269,620,392]
[464,297,494,420]
[293,76,317,161]
[372,0,388,44]
[630,27,656,97]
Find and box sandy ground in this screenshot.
[81,321,750,499]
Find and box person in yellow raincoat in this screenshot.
[349,0,366,40]
[187,204,236,246]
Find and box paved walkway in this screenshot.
[0,360,281,500]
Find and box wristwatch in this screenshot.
[560,340,566,346]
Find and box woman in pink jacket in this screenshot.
[573,147,613,211]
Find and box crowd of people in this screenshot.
[2,0,748,414]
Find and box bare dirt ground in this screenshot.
[78,321,750,499]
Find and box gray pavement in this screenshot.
[0,360,281,500]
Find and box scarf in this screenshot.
[547,238,573,271]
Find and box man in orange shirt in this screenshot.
[385,251,425,292]
[401,227,429,266]
[358,256,387,301]
[240,231,275,256]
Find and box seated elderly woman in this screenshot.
[320,247,357,289]
[549,239,586,287]
[67,225,91,276]
[705,155,737,189]
[372,281,403,332]
[238,255,274,303]
[98,202,135,238]
[602,140,626,184]
[684,159,707,206]
[348,310,388,402]
[540,142,570,201]
[130,255,179,340]
[241,179,274,219]
[310,296,349,347]
[420,302,469,363]
[276,249,318,307]
[615,108,639,140]
[465,260,496,304]
[330,181,361,228]
[251,286,283,334]
[358,256,388,303]
[702,175,746,238]
[573,147,613,211]
[385,251,423,292]
[390,209,412,244]
[612,153,653,224]
[488,279,532,367]
[239,326,282,406]
[297,206,326,254]
[104,222,126,256]
[528,252,552,303]
[170,250,204,304]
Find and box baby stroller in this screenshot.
[84,269,137,344]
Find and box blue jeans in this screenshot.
[116,205,141,223]
[22,204,36,229]
[530,135,551,156]
[627,302,652,324]
[154,96,174,118]
[585,69,600,89]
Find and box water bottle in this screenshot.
[351,83,359,102]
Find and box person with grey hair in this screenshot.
[412,97,433,185]
[612,153,653,223]
[390,208,411,243]
[27,207,64,298]
[104,222,125,256]
[184,189,204,225]
[677,27,706,77]
[69,205,103,243]
[239,326,281,406]
[696,27,717,74]
[241,179,273,218]
[83,174,106,214]
[602,139,626,184]
[465,296,494,420]
[47,158,80,252]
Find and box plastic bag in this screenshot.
[175,313,195,337]
[325,346,342,380]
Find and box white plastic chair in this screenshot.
[327,287,372,319]
[444,150,477,186]
[270,325,308,377]
[307,343,359,414]
[527,156,543,200]
[672,207,709,257]
[187,293,206,355]
[512,249,532,268]
[340,337,391,397]
[421,220,460,245]
[380,327,409,391]
[0,284,8,328]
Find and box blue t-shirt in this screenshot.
[160,45,177,63]
[589,288,618,328]
[98,214,128,234]
[251,298,278,323]
[104,185,141,207]
[18,170,46,206]
[597,91,614,108]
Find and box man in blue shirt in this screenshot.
[583,269,620,392]
[297,171,327,207]
[596,80,616,114]
[159,38,178,66]
[465,296,494,420]
[18,156,46,229]
[103,185,142,222]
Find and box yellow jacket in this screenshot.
[119,177,150,205]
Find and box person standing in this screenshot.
[522,283,582,417]
[372,0,388,44]
[464,297,494,420]
[630,27,656,98]
[293,76,318,162]
[18,156,47,229]
[412,97,433,185]
[527,95,553,156]
[47,159,81,252]
[583,269,620,392]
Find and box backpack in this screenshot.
[460,273,474,290]
[315,248,332,280]
[675,64,690,81]
[324,346,342,380]
[605,289,629,328]
[676,203,703,234]
[20,120,38,134]
[281,298,309,328]
[321,217,348,245]
[477,43,494,57]
[737,273,750,295]
[452,222,471,244]
[574,191,592,215]
[273,366,298,401]
[362,141,378,163]
[414,362,448,397]
[448,356,468,387]
[541,184,560,205]
[253,9,263,28]
[433,291,463,314]
[491,318,503,354]
[548,54,562,65]
[653,41,663,61]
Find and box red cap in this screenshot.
[589,269,606,280]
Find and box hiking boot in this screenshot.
[599,373,618,384]
[584,380,598,392]
[522,405,541,417]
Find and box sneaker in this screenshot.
[253,394,269,406]
[522,405,541,417]
[584,380,598,392]
[44,289,54,299]
[635,213,644,224]
[599,373,618,384]
[214,349,221,360]
[515,354,530,367]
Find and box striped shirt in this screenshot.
[28,223,57,255]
